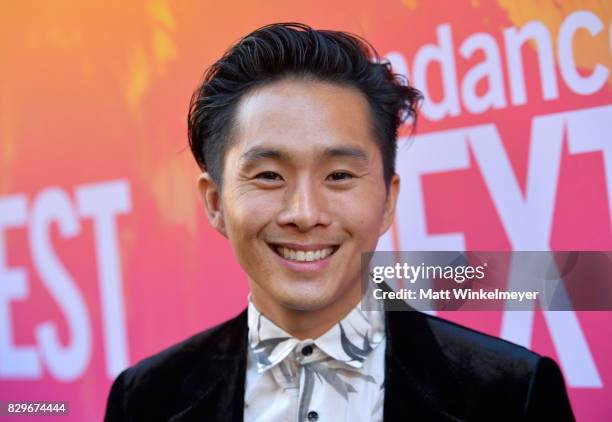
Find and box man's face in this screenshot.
[201,78,399,316]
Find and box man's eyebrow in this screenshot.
[239,145,369,167]
[239,147,288,166]
[322,146,369,162]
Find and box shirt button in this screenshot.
[301,345,313,356]
[307,410,319,421]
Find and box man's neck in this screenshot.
[249,283,362,340]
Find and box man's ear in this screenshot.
[197,172,227,238]
[379,173,400,236]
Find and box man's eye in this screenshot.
[327,172,354,181]
[255,171,283,181]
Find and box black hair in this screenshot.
[188,22,422,188]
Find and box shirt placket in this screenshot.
[295,341,326,422]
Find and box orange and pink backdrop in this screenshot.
[1,1,611,420]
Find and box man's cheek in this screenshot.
[343,209,378,234]
[235,200,277,223]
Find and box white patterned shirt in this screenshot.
[244,298,386,422]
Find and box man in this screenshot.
[105,23,574,421]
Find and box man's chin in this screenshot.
[277,294,336,313]
[274,285,358,314]
[249,277,361,315]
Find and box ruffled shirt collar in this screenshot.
[247,297,385,374]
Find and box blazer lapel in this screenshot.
[383,309,468,422]
[169,310,248,422]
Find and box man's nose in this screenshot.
[276,180,331,231]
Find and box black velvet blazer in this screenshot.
[104,308,575,421]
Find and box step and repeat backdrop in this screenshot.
[1,0,611,420]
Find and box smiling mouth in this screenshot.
[269,244,340,262]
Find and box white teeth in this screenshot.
[276,246,335,262]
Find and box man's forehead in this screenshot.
[232,79,373,139]
[229,79,378,166]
